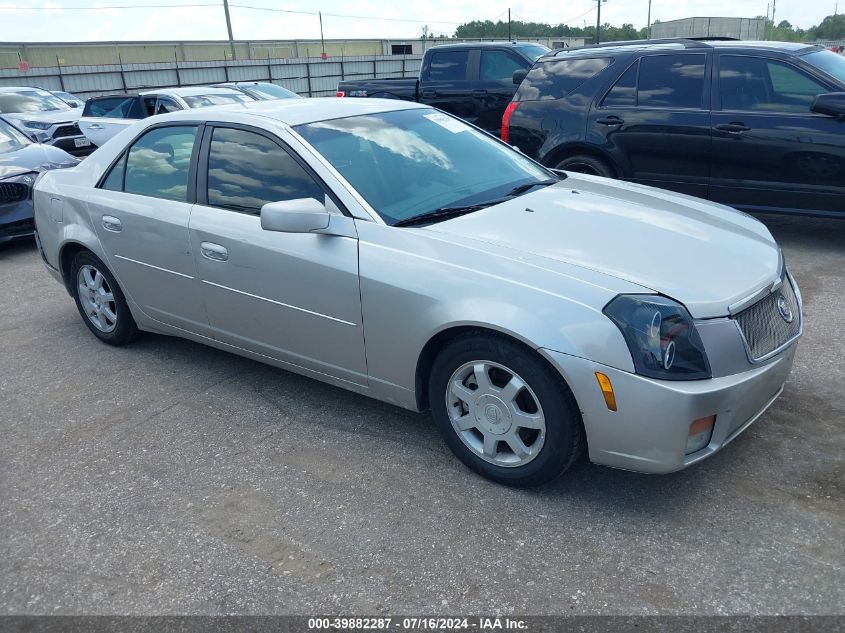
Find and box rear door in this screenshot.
[419,48,477,122]
[710,52,844,215]
[79,96,144,145]
[474,48,532,133]
[587,52,712,198]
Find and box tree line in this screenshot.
[452,14,845,43]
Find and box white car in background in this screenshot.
[0,86,92,156]
[78,86,254,147]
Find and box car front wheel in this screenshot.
[70,250,137,345]
[429,333,584,486]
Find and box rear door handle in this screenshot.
[421,88,437,98]
[102,215,121,232]
[715,122,750,133]
[86,123,103,130]
[200,242,228,262]
[472,89,487,96]
[596,116,624,126]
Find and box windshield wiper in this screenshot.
[504,178,559,197]
[393,203,496,227]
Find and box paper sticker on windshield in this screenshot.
[424,112,467,133]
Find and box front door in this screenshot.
[87,123,208,331]
[587,52,712,198]
[188,124,367,384]
[474,48,531,134]
[710,53,845,215]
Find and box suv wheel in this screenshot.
[555,155,615,178]
[429,333,584,487]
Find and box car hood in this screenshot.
[424,174,781,319]
[0,143,78,177]
[4,108,82,125]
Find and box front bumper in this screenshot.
[48,135,95,157]
[544,345,796,474]
[0,199,34,244]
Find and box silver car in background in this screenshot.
[33,99,802,486]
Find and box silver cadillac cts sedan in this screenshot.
[33,99,802,486]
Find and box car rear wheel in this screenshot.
[555,155,615,178]
[71,251,137,345]
[429,333,584,487]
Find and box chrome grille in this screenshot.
[0,182,28,204]
[734,276,801,361]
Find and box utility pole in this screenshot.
[595,0,600,44]
[319,11,326,59]
[508,8,511,42]
[647,0,652,39]
[222,0,236,60]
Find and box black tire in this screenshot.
[70,250,138,346]
[429,332,584,487]
[555,154,615,178]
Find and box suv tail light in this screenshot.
[336,90,345,97]
[501,101,519,143]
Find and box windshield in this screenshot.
[182,93,253,108]
[0,118,30,153]
[247,83,300,100]
[295,108,553,225]
[0,90,70,114]
[517,44,551,61]
[803,49,845,84]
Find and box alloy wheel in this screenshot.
[77,264,118,333]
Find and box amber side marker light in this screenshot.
[686,415,716,454]
[595,372,617,411]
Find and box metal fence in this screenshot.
[0,54,424,99]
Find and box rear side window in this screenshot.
[517,57,611,101]
[637,54,706,109]
[602,54,706,109]
[719,55,827,113]
[83,96,139,118]
[206,127,325,214]
[122,126,198,201]
[480,50,528,82]
[427,50,469,81]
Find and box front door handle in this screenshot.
[200,242,228,262]
[102,215,122,232]
[86,123,104,130]
[596,116,624,126]
[715,122,750,133]
[421,88,437,98]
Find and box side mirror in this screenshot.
[512,69,529,85]
[260,198,330,233]
[811,92,845,119]
[33,131,50,143]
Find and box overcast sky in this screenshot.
[0,0,835,43]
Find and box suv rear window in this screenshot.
[602,54,706,109]
[516,57,611,101]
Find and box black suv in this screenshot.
[503,39,845,216]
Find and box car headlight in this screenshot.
[603,295,711,380]
[22,120,52,130]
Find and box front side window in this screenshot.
[121,126,198,201]
[206,127,324,213]
[637,54,706,109]
[518,57,611,101]
[427,50,469,81]
[720,55,828,113]
[480,50,527,82]
[84,97,137,119]
[295,108,551,226]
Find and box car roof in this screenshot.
[139,86,246,97]
[0,86,54,94]
[151,97,426,127]
[545,38,819,59]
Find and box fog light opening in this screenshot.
[686,415,716,455]
[595,372,617,412]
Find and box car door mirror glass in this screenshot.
[260,198,331,233]
[811,92,845,119]
[513,69,528,85]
